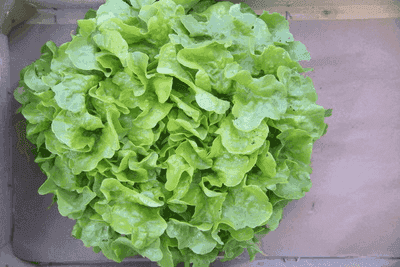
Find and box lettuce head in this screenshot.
[14,0,332,266]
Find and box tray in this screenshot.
[1,3,400,267]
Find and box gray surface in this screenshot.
[258,18,400,257]
[0,33,13,251]
[25,0,105,9]
[5,10,400,267]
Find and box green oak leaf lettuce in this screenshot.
[14,0,331,266]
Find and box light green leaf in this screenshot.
[96,0,139,25]
[215,113,269,155]
[176,140,213,170]
[177,42,234,94]
[273,159,313,199]
[47,156,87,191]
[229,227,254,241]
[76,18,96,37]
[98,17,147,44]
[169,91,200,121]
[133,100,173,129]
[165,154,194,191]
[65,109,120,175]
[128,151,159,182]
[157,42,230,114]
[273,66,328,140]
[57,186,97,218]
[112,70,145,97]
[129,0,157,10]
[227,67,288,132]
[138,0,185,47]
[108,236,140,262]
[65,35,105,71]
[276,128,313,165]
[157,235,175,267]
[94,200,167,250]
[52,109,104,151]
[259,11,294,44]
[100,178,164,207]
[252,45,306,76]
[210,136,258,187]
[166,219,217,254]
[220,179,273,230]
[150,74,173,103]
[93,30,130,67]
[23,64,50,93]
[96,51,123,77]
[277,41,311,62]
[52,73,100,113]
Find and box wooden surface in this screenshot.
[231,0,400,19]
[260,4,400,20]
[23,0,400,24]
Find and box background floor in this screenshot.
[2,4,400,267]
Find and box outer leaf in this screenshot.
[138,0,186,47]
[229,227,254,242]
[219,179,273,230]
[38,177,96,218]
[65,35,105,72]
[93,30,130,67]
[273,159,313,199]
[179,247,220,267]
[52,109,104,151]
[263,191,292,231]
[275,128,313,165]
[135,238,164,262]
[65,112,120,175]
[94,199,167,250]
[76,17,96,37]
[23,64,50,93]
[44,156,86,191]
[96,0,138,26]
[276,41,311,62]
[129,0,157,10]
[52,73,101,113]
[258,11,294,44]
[72,207,123,262]
[109,236,140,262]
[273,66,329,140]
[252,45,306,76]
[157,235,175,267]
[166,219,217,255]
[50,42,81,74]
